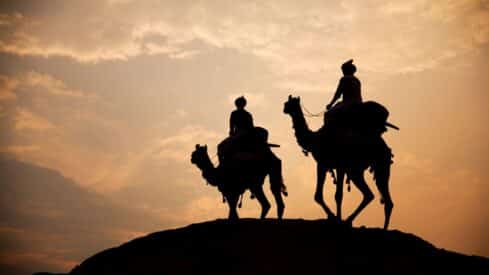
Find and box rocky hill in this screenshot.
[36,219,489,275]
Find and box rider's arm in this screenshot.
[327,78,343,110]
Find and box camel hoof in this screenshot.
[228,213,239,221]
[325,213,337,221]
[277,207,284,220]
[260,205,271,219]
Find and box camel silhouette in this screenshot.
[191,144,286,220]
[283,95,394,229]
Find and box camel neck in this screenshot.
[289,108,314,152]
[197,157,220,187]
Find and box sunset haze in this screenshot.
[0,1,488,274]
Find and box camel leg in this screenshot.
[271,187,285,220]
[374,164,394,230]
[268,153,285,219]
[314,164,335,219]
[345,171,374,225]
[227,194,240,220]
[272,184,285,220]
[251,186,271,219]
[335,169,345,222]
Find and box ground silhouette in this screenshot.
[35,219,488,275]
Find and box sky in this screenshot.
[0,0,488,274]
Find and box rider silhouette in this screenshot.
[326,59,362,111]
[229,96,254,136]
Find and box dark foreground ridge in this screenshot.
[36,219,488,275]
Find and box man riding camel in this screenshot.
[323,59,395,144]
[221,96,272,158]
[326,59,362,113]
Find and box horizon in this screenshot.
[0,1,488,274]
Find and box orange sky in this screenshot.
[0,1,488,274]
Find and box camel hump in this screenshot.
[361,101,389,123]
[360,101,397,133]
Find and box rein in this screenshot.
[300,103,325,118]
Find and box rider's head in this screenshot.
[235,96,247,109]
[341,59,356,76]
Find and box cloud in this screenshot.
[0,157,164,274]
[155,125,220,163]
[0,71,95,103]
[0,71,118,190]
[0,0,486,81]
[22,71,92,98]
[379,0,426,15]
[0,75,18,101]
[0,144,40,154]
[0,70,98,148]
[14,107,55,130]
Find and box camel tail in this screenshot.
[372,142,394,229]
[269,156,287,196]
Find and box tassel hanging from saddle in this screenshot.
[330,169,337,185]
[238,193,244,208]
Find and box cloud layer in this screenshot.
[0,0,487,88]
[0,1,488,274]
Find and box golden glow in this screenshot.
[0,1,488,274]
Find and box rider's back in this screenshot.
[339,75,362,105]
[230,109,254,136]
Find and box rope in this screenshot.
[301,103,326,118]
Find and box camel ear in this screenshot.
[195,144,200,149]
[203,145,207,150]
[288,95,292,100]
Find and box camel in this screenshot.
[191,144,286,220]
[283,95,394,229]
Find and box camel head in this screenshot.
[283,95,302,115]
[191,144,220,187]
[191,144,212,169]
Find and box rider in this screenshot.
[219,96,254,162]
[326,59,362,112]
[229,96,254,136]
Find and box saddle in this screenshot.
[324,101,391,136]
[318,101,393,167]
[217,127,274,164]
